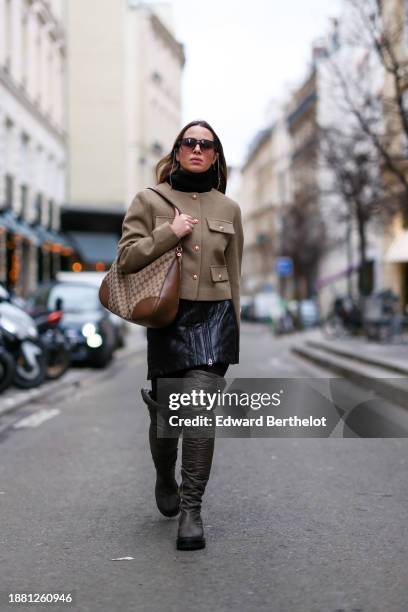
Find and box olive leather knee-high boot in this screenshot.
[141,388,180,517]
[176,369,225,551]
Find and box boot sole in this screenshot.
[176,537,206,551]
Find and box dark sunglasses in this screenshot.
[179,137,216,151]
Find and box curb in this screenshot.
[0,341,146,419]
[306,339,408,376]
[292,343,408,411]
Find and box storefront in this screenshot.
[384,229,408,311]
[60,205,123,272]
[0,210,74,295]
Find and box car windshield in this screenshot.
[47,284,100,313]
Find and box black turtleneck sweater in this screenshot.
[166,166,214,193]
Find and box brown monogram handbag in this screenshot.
[99,188,182,328]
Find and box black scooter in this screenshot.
[0,298,46,389]
[0,286,70,389]
[0,328,16,393]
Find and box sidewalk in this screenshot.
[0,324,147,418]
[291,327,408,410]
[292,327,408,373]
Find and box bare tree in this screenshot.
[320,125,396,296]
[330,0,408,217]
[278,188,327,301]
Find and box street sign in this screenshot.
[275,257,293,277]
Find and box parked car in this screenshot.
[288,299,320,329]
[252,291,284,323]
[57,272,127,349]
[26,281,117,368]
[240,295,255,321]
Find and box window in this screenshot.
[401,89,408,158]
[20,133,30,183]
[35,18,42,103]
[21,7,28,87]
[402,204,408,229]
[48,199,54,228]
[5,174,13,209]
[151,70,162,84]
[34,193,42,224]
[405,0,408,48]
[47,284,101,312]
[5,0,12,71]
[20,184,28,219]
[151,141,163,155]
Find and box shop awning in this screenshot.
[0,211,40,245]
[50,230,74,249]
[67,232,118,264]
[384,230,408,263]
[33,225,74,249]
[35,226,56,243]
[0,210,19,232]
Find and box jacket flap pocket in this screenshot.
[155,215,174,227]
[206,218,235,234]
[210,265,229,282]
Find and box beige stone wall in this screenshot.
[67,1,184,211]
[127,6,184,201]
[0,0,67,292]
[380,0,408,303]
[66,0,126,209]
[238,116,292,295]
[0,0,66,222]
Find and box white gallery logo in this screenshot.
[168,390,283,411]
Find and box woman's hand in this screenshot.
[171,209,198,239]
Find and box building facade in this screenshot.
[0,0,71,295]
[64,0,184,270]
[285,69,322,301]
[380,0,408,309]
[238,116,292,296]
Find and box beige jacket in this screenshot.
[116,181,244,329]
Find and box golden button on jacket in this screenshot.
[116,181,244,329]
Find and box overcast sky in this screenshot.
[155,0,342,166]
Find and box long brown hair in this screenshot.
[155,120,228,194]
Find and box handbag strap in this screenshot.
[147,187,182,250]
[147,187,182,215]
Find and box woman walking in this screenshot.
[116,120,243,550]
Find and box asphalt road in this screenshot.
[0,323,407,612]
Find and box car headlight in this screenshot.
[82,323,96,337]
[86,333,103,348]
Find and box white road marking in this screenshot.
[13,408,60,429]
[111,556,135,561]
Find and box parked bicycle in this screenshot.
[363,290,407,343]
[322,291,408,343]
[322,296,362,339]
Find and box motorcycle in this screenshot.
[29,307,70,380]
[0,285,71,389]
[0,328,16,394]
[0,299,46,389]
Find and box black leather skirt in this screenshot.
[146,299,239,380]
